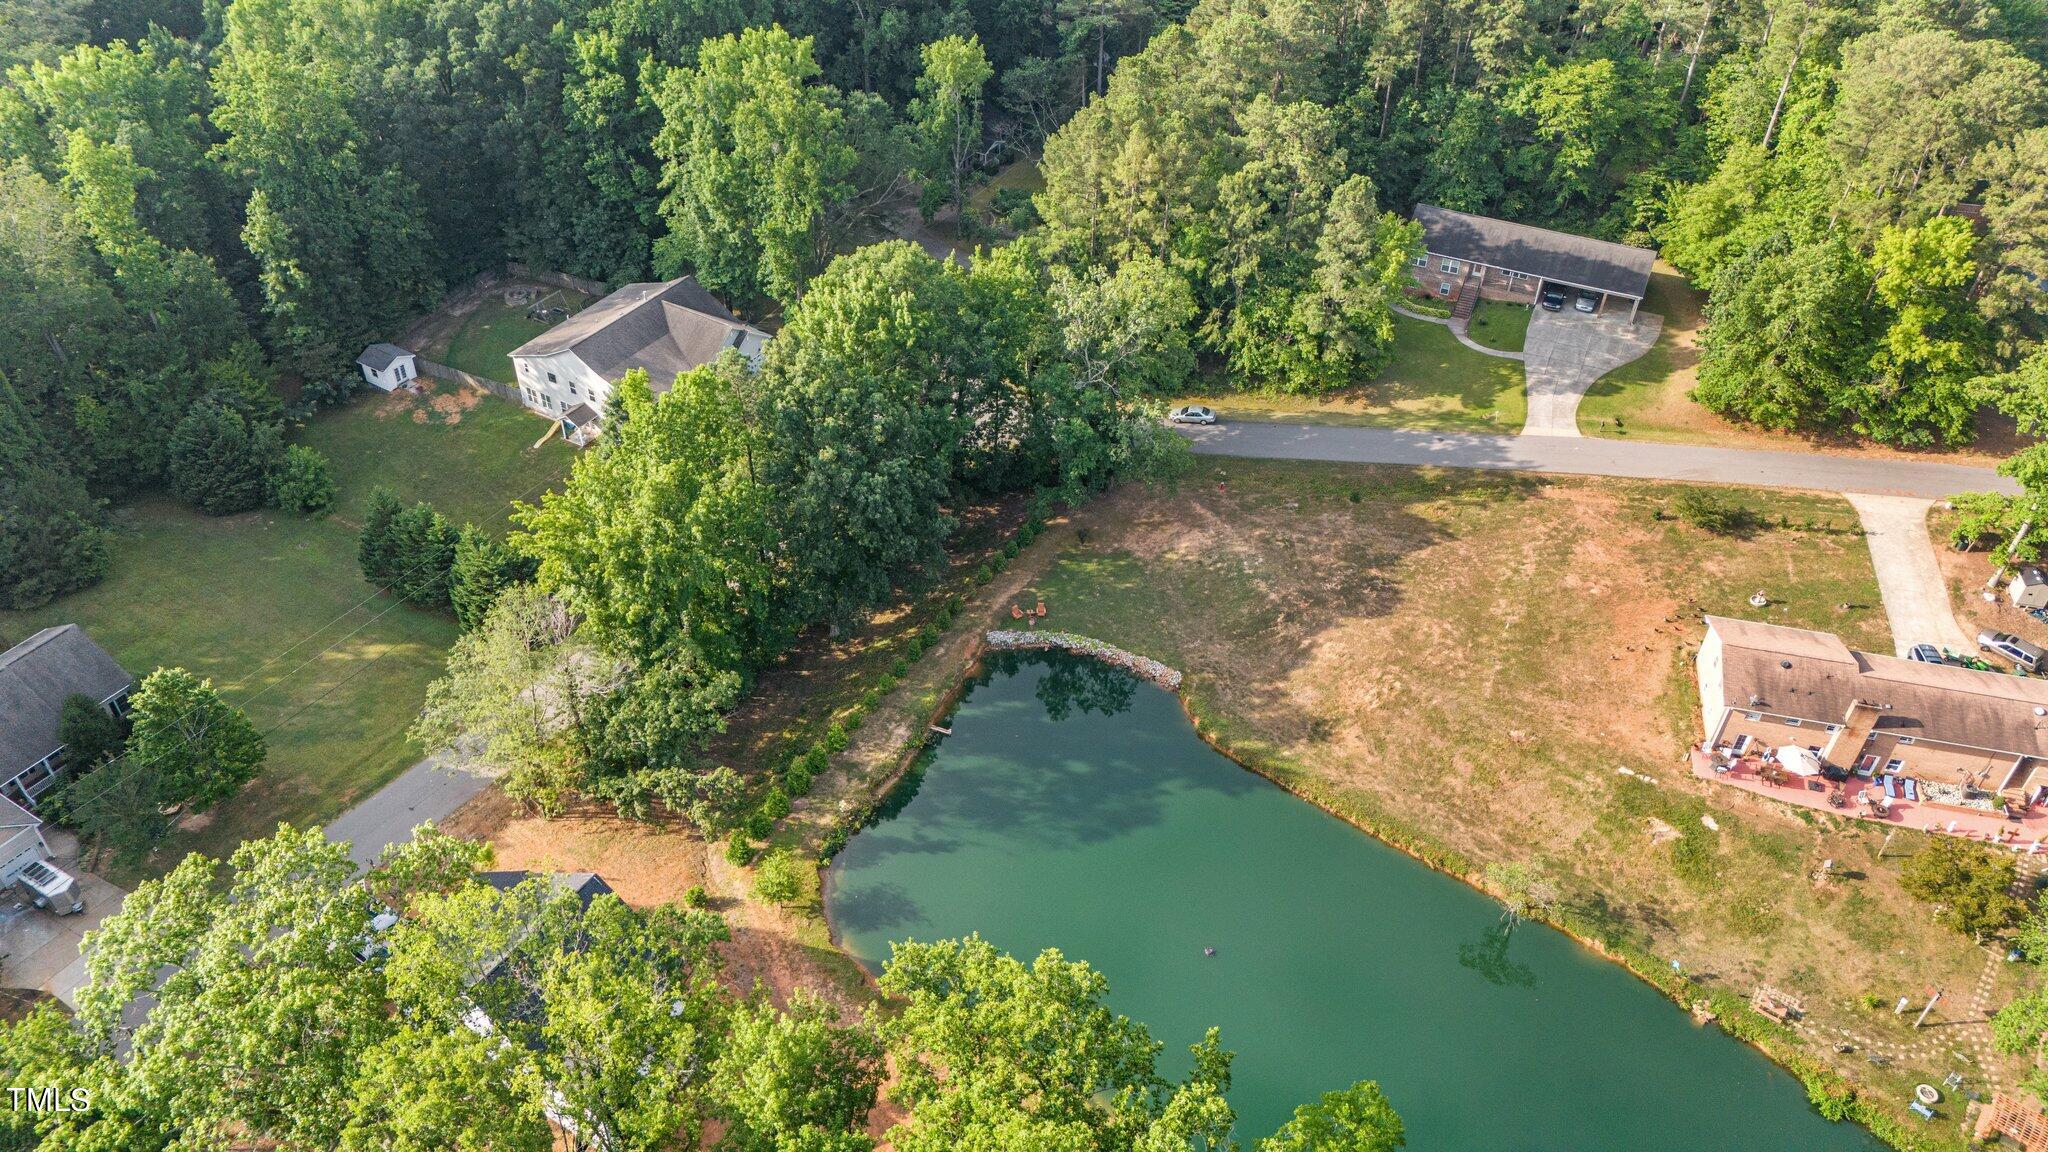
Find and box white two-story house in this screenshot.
[507,277,769,444]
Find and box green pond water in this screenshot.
[827,652,1887,1151]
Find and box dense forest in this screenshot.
[6,0,2047,606]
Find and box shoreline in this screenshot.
[814,635,1922,1149]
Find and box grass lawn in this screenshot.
[1578,264,2022,464]
[1465,299,1531,353]
[0,384,571,881]
[1179,315,1526,433]
[441,291,588,383]
[978,460,2020,1141]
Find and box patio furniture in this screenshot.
[1905,778,1920,802]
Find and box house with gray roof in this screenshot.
[0,625,134,810]
[1410,204,1658,322]
[507,277,768,444]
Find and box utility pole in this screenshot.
[1914,987,1944,1029]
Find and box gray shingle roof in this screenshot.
[356,343,412,372]
[0,792,37,832]
[1414,204,1657,299]
[0,625,133,773]
[1706,616,2048,759]
[508,277,763,388]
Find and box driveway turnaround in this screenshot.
[1520,307,1662,437]
[324,757,491,868]
[1844,494,1978,658]
[1179,423,2015,500]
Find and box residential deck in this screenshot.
[1690,746,2048,848]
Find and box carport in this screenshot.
[1412,204,1657,324]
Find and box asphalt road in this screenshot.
[1179,423,2015,499]
[324,757,491,868]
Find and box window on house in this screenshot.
[1744,711,1761,722]
[1826,724,1841,733]
[1898,737,1916,745]
[1885,758,1905,773]
[1437,281,1452,296]
[568,382,578,396]
[1439,258,1460,273]
[547,372,557,383]
[1784,718,1801,727]
[1411,254,1427,268]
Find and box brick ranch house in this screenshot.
[1697,616,2048,821]
[507,276,769,445]
[1410,203,1657,323]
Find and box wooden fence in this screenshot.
[417,358,520,404]
[505,262,608,299]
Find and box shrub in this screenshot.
[783,764,814,796]
[760,786,792,821]
[798,745,830,775]
[891,656,909,677]
[905,637,924,660]
[743,810,774,840]
[57,693,124,769]
[1017,522,1038,547]
[269,444,336,514]
[1902,836,2024,938]
[974,564,992,584]
[1671,489,1757,537]
[753,849,807,905]
[299,374,362,412]
[725,836,755,867]
[682,885,710,909]
[1002,540,1019,559]
[167,402,284,515]
[824,723,849,753]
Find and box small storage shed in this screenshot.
[356,343,418,392]
[2012,566,2048,609]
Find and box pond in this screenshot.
[827,652,1885,1150]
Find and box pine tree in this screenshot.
[450,524,536,630]
[165,401,279,515]
[389,501,459,611]
[357,487,404,589]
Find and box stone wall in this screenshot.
[983,630,1183,690]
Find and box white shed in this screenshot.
[356,343,419,392]
[2012,566,2048,610]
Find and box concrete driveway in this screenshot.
[1844,494,1978,657]
[0,830,125,1009]
[1520,306,1662,437]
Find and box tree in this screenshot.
[166,401,282,515]
[387,500,460,611]
[1900,836,2025,940]
[125,666,265,813]
[1854,215,1989,446]
[78,827,388,1148]
[411,585,598,814]
[1260,1080,1405,1152]
[0,372,108,610]
[713,991,883,1152]
[62,756,172,867]
[358,487,404,589]
[1046,254,1197,399]
[271,444,336,514]
[57,693,123,768]
[878,936,1238,1152]
[1691,234,1878,435]
[339,1027,553,1152]
[752,849,808,905]
[450,524,537,631]
[653,26,854,305]
[910,35,992,221]
[755,243,964,625]
[515,363,794,670]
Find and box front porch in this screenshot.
[1690,746,2048,848]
